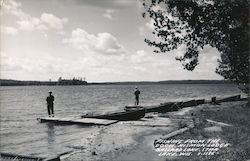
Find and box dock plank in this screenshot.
[38,117,118,126]
[39,117,59,123]
[74,118,118,125]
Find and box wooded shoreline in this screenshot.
[0,79,232,86]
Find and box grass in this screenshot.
[165,101,249,161]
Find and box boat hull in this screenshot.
[124,106,144,111]
[82,109,146,121]
[145,102,175,113]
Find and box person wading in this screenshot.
[46,91,54,117]
[134,87,141,105]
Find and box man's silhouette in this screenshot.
[46,91,54,117]
[134,87,140,105]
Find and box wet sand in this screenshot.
[63,116,179,161]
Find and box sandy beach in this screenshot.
[60,100,249,161]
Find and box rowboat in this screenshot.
[81,108,146,121]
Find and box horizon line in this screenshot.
[0,78,226,84]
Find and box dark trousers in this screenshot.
[47,104,54,116]
[135,97,139,105]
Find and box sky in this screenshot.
[0,0,223,82]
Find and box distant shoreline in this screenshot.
[0,79,232,86]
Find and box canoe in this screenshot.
[81,108,146,121]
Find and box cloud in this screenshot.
[1,52,70,79]
[17,17,44,31]
[63,28,125,55]
[2,0,68,33]
[1,0,24,17]
[103,9,115,20]
[16,13,67,32]
[0,50,128,81]
[95,33,124,54]
[0,53,23,71]
[130,50,151,64]
[56,30,66,35]
[68,0,135,9]
[1,26,18,35]
[1,64,22,72]
[41,13,68,30]
[139,19,154,36]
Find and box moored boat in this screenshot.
[145,102,175,113]
[81,108,146,121]
[124,105,144,111]
[181,100,196,108]
[217,95,241,103]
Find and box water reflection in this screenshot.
[46,124,55,145]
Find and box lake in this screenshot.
[0,84,244,158]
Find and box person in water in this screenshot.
[134,87,141,105]
[46,91,54,117]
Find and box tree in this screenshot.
[142,0,249,94]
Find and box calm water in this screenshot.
[0,84,243,158]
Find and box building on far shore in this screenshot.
[57,77,87,85]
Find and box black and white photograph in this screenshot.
[0,0,249,160]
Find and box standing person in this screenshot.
[134,87,141,105]
[46,91,54,117]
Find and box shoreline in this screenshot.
[62,101,249,161]
[0,79,232,86]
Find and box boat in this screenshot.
[181,100,197,108]
[81,108,146,121]
[124,105,144,111]
[217,95,241,103]
[145,102,176,113]
[196,99,205,105]
[170,102,183,111]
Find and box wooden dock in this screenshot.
[0,153,46,161]
[38,95,245,125]
[38,117,118,126]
